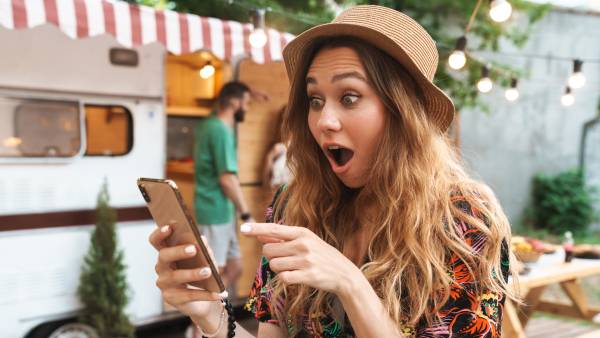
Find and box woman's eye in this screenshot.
[341,94,359,106]
[309,97,324,110]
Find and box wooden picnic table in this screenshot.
[503,251,600,338]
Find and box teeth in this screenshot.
[328,145,341,150]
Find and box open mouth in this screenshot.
[326,145,354,167]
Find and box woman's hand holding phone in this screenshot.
[148,224,225,331]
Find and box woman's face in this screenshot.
[306,47,387,188]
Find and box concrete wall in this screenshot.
[459,9,600,227]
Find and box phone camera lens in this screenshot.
[139,185,151,203]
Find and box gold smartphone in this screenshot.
[137,177,225,294]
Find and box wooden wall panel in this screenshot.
[236,186,273,297]
[237,60,289,185]
[236,59,290,297]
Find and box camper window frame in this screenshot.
[0,93,136,162]
[0,96,86,162]
[83,104,134,157]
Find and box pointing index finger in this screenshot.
[240,223,304,241]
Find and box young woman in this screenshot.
[149,5,516,338]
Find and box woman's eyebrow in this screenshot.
[331,71,367,83]
[305,71,367,85]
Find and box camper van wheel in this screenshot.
[47,323,98,338]
[28,322,98,338]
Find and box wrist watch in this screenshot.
[240,212,251,222]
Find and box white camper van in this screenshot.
[0,24,169,337]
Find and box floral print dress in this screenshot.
[244,191,509,338]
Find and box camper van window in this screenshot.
[0,97,81,158]
[84,105,133,156]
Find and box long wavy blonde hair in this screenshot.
[271,37,517,334]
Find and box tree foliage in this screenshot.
[531,169,598,236]
[78,180,135,338]
[144,0,550,111]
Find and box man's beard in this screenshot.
[234,109,246,123]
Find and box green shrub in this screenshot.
[532,169,598,236]
[78,181,135,338]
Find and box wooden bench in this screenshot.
[503,257,600,338]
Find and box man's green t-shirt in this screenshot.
[194,117,237,225]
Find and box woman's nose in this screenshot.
[317,106,342,132]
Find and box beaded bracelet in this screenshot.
[199,299,236,338]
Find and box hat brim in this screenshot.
[283,22,455,131]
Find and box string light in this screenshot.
[477,65,493,93]
[505,78,519,102]
[568,59,586,89]
[199,61,215,79]
[444,0,598,106]
[489,0,512,23]
[448,36,467,70]
[232,0,596,112]
[561,86,575,106]
[249,9,268,49]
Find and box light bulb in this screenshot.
[477,77,493,93]
[505,77,519,101]
[448,51,466,70]
[505,88,519,101]
[568,59,585,89]
[249,9,267,49]
[448,36,467,70]
[249,28,268,49]
[477,67,493,93]
[199,63,215,79]
[561,87,575,106]
[568,72,586,89]
[490,0,512,23]
[561,93,575,106]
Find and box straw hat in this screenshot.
[282,5,455,131]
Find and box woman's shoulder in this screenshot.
[449,183,498,228]
[446,184,510,267]
[447,185,510,280]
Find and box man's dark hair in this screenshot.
[218,81,250,108]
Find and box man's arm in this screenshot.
[219,172,251,217]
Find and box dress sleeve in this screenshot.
[244,186,287,324]
[420,197,510,338]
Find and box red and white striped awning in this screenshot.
[0,0,295,63]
